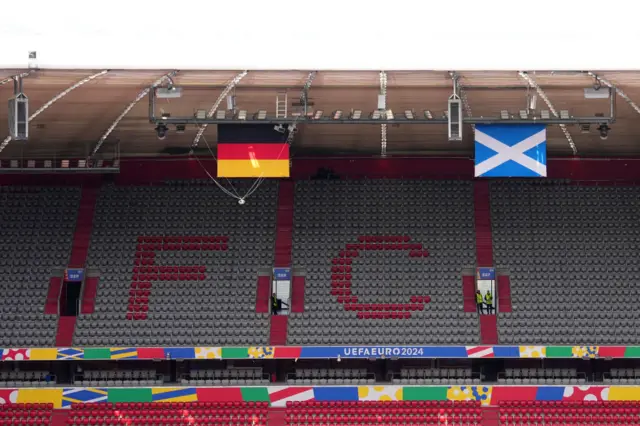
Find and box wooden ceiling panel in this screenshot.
[313,71,379,87]
[239,71,309,87]
[0,70,639,158]
[387,71,451,87]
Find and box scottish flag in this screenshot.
[475,124,547,177]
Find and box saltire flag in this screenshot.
[217,124,289,178]
[475,124,547,177]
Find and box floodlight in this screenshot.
[216,110,226,119]
[540,110,550,119]
[500,110,510,120]
[424,110,433,119]
[519,110,528,119]
[404,110,414,120]
[332,110,343,120]
[314,110,324,120]
[195,110,207,120]
[385,110,394,120]
[560,110,570,120]
[351,110,362,120]
[256,110,267,120]
[371,110,382,120]
[237,110,247,120]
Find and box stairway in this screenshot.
[44,277,63,315]
[290,276,305,313]
[68,185,99,268]
[473,181,494,267]
[479,315,499,345]
[497,275,512,312]
[274,180,294,267]
[50,410,70,426]
[267,407,287,426]
[80,276,100,314]
[269,315,288,345]
[55,316,77,347]
[256,275,271,313]
[482,406,500,426]
[462,275,477,313]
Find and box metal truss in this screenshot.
[92,71,178,157]
[189,70,248,151]
[0,70,108,154]
[451,71,474,131]
[587,72,638,116]
[300,71,317,116]
[380,71,387,157]
[153,116,611,126]
[518,71,577,155]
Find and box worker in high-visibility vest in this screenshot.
[475,290,484,314]
[484,290,494,314]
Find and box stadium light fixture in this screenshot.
[78,159,86,168]
[541,110,550,119]
[195,109,207,120]
[424,110,433,119]
[314,110,324,120]
[404,110,414,120]
[332,110,343,120]
[580,123,591,133]
[500,110,510,120]
[560,110,570,119]
[44,160,52,168]
[443,111,448,119]
[371,110,382,120]
[215,110,226,120]
[27,160,35,168]
[237,110,247,120]
[519,110,528,119]
[385,110,394,120]
[351,109,362,120]
[256,110,267,120]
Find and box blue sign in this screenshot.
[273,268,291,280]
[475,124,547,177]
[477,267,496,280]
[299,346,469,359]
[65,268,84,282]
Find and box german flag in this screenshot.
[217,124,290,178]
[217,143,289,177]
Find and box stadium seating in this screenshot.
[75,369,162,386]
[0,186,80,347]
[286,367,375,385]
[181,367,269,386]
[498,400,640,425]
[391,367,480,385]
[491,181,640,344]
[67,401,268,426]
[74,180,275,346]
[0,403,53,426]
[285,400,482,426]
[497,367,586,385]
[288,179,478,345]
[0,370,56,387]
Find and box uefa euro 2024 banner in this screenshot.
[475,124,547,178]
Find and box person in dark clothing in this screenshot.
[476,290,484,314]
[271,295,279,315]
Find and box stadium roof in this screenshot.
[1,69,640,158]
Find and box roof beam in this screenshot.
[587,72,635,116]
[518,71,577,155]
[380,71,387,157]
[91,70,178,157]
[0,70,108,154]
[0,71,32,86]
[190,70,248,151]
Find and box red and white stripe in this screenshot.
[268,387,314,407]
[465,346,495,358]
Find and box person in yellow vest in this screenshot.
[484,290,494,314]
[475,290,484,314]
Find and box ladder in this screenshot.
[276,91,288,118]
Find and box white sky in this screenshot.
[1,0,639,70]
